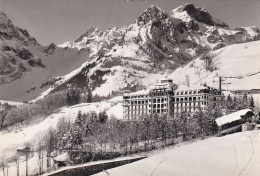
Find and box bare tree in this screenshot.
[8,154,20,176]
[18,144,31,176]
[34,132,46,175]
[0,158,7,176]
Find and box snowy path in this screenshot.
[238,130,260,176]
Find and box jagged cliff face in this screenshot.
[0,11,93,101]
[0,12,45,84]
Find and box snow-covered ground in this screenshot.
[168,40,260,103]
[168,40,260,88]
[0,96,123,176]
[93,130,260,176]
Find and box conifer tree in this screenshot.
[242,93,249,109]
[226,94,233,111]
[249,96,255,110]
[233,96,238,110]
[66,87,81,105]
[98,111,108,124]
[87,87,92,103]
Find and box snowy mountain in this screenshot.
[54,3,259,97]
[1,3,260,102]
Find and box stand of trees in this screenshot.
[225,93,255,113]
[52,106,222,164]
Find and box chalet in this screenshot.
[52,152,70,167]
[215,109,255,136]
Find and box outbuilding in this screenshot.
[215,109,255,136]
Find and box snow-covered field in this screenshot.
[93,130,260,176]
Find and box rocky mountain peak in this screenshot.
[0,11,15,31]
[75,26,102,43]
[181,3,228,28]
[0,11,37,45]
[136,5,167,26]
[0,11,7,19]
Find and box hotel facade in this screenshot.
[123,79,224,120]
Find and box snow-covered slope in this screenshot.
[93,131,260,176]
[0,96,122,160]
[50,3,259,99]
[0,97,122,176]
[167,40,260,90]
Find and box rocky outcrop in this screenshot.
[182,3,228,28]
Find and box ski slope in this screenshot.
[168,40,260,88]
[94,131,260,176]
[168,40,260,103]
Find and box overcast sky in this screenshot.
[0,0,259,46]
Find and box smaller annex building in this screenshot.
[215,109,255,136]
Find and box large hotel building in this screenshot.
[122,79,224,120]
